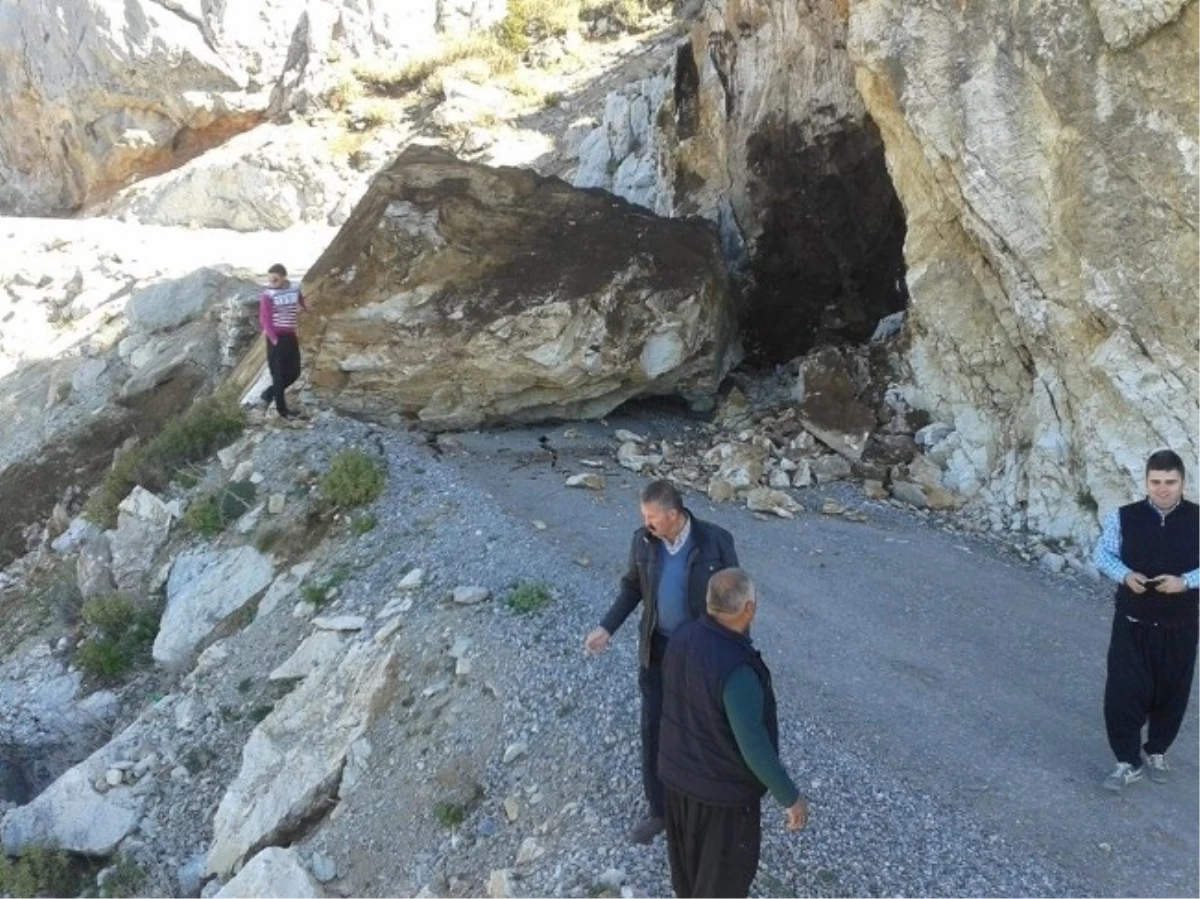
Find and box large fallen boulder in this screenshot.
[302,146,740,429]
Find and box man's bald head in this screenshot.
[706,568,756,616]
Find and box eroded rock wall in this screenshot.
[849,0,1199,540]
[0,0,505,216]
[574,0,909,360]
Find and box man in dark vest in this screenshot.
[657,568,808,898]
[1093,448,1199,792]
[584,480,738,845]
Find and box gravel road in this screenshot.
[426,410,1199,899]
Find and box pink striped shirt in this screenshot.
[259,283,306,342]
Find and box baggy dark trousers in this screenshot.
[1104,613,1199,766]
[639,632,669,817]
[664,787,761,898]
[264,334,301,415]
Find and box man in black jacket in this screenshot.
[1093,448,1199,792]
[584,479,738,844]
[659,568,808,897]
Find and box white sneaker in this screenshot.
[1103,761,1144,792]
[1145,753,1169,784]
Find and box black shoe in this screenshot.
[279,410,300,421]
[629,815,664,845]
[260,387,274,406]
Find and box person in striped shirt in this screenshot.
[259,263,307,419]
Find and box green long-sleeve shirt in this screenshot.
[723,664,800,807]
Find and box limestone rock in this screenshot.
[705,442,769,490]
[213,847,323,899]
[76,535,116,600]
[453,586,491,606]
[745,488,801,519]
[809,454,853,484]
[153,548,275,669]
[794,347,876,462]
[256,562,316,621]
[617,441,663,473]
[206,642,398,877]
[126,269,248,335]
[1,765,138,857]
[109,486,174,593]
[566,473,605,491]
[890,481,928,509]
[849,0,1199,542]
[302,146,739,429]
[269,631,348,681]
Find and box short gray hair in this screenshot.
[706,568,756,615]
[640,479,683,512]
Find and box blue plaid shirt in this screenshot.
[1093,500,1200,588]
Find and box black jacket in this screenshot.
[599,509,738,668]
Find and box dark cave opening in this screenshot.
[739,115,909,366]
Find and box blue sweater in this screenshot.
[656,534,692,635]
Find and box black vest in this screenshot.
[1114,499,1199,626]
[658,616,779,805]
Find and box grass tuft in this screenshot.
[320,450,386,510]
[506,581,554,614]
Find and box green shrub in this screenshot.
[434,801,467,827]
[185,480,258,537]
[0,846,77,898]
[506,581,553,614]
[98,853,146,899]
[350,512,378,535]
[73,596,161,685]
[85,395,246,528]
[185,495,224,537]
[320,450,386,509]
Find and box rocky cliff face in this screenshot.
[849,0,1198,541]
[574,0,909,362]
[0,0,503,216]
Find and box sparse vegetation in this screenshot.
[1077,490,1098,513]
[84,395,246,529]
[185,480,258,537]
[434,800,467,828]
[350,512,379,535]
[320,450,386,509]
[98,853,147,899]
[300,565,351,609]
[72,595,161,685]
[506,580,554,614]
[0,846,78,898]
[355,35,518,98]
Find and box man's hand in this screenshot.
[785,796,808,832]
[1151,574,1187,594]
[1124,571,1150,594]
[584,626,611,656]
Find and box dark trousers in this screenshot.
[665,787,761,898]
[639,657,665,818]
[264,334,301,414]
[1104,614,1198,766]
